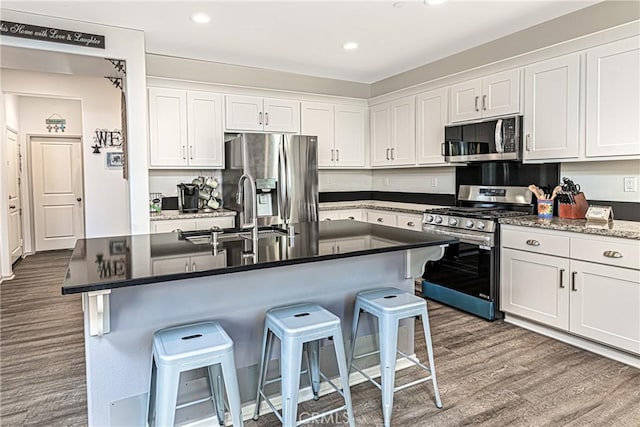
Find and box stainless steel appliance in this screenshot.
[222,133,318,227]
[421,185,533,320]
[177,183,199,213]
[443,115,522,163]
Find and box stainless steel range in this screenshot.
[421,185,533,320]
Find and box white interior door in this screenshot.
[31,137,84,251]
[7,129,23,262]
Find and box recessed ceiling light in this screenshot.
[425,0,448,5]
[343,42,359,51]
[190,12,211,24]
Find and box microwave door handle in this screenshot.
[494,119,503,153]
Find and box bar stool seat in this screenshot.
[148,321,243,426]
[253,303,355,427]
[349,287,442,427]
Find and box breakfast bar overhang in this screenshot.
[62,221,455,425]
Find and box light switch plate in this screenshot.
[623,177,637,192]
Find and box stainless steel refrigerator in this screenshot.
[222,133,318,227]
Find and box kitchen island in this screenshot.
[62,221,455,426]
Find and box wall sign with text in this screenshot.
[0,20,105,49]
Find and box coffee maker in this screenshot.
[177,183,199,213]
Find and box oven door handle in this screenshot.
[422,226,493,247]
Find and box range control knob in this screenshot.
[465,220,474,229]
[426,214,434,223]
[476,221,486,230]
[435,216,443,224]
[448,217,458,226]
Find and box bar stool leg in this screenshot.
[208,363,225,425]
[332,331,356,427]
[307,340,321,400]
[253,328,273,420]
[378,316,399,427]
[154,365,181,427]
[221,354,245,426]
[348,302,362,370]
[280,337,304,427]
[421,309,442,409]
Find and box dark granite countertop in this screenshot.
[499,216,640,240]
[62,221,456,295]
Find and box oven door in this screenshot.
[421,233,498,320]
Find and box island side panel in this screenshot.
[83,250,417,425]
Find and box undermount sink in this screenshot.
[184,227,289,245]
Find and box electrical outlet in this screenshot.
[623,177,637,192]
[431,177,438,187]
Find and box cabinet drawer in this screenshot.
[366,211,397,227]
[571,236,640,270]
[501,227,570,257]
[338,210,364,221]
[396,214,422,231]
[319,211,339,221]
[196,216,235,230]
[152,219,196,234]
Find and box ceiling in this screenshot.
[2,1,601,83]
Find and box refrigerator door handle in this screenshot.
[284,140,293,223]
[278,139,292,224]
[278,141,287,223]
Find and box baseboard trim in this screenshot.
[0,273,16,284]
[505,314,640,369]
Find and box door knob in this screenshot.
[77,197,82,202]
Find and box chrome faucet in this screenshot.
[237,173,259,242]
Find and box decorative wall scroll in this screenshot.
[0,20,105,49]
[92,128,122,154]
[46,113,66,132]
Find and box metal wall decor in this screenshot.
[0,20,105,49]
[92,129,122,154]
[45,113,66,132]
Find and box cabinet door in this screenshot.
[334,105,366,168]
[523,54,581,160]
[449,78,482,123]
[187,92,224,168]
[225,95,263,131]
[416,88,447,165]
[148,87,188,167]
[500,248,570,330]
[263,98,300,133]
[569,260,640,354]
[390,96,416,166]
[190,252,227,272]
[370,104,391,166]
[152,256,191,274]
[302,102,335,167]
[481,69,520,118]
[334,237,367,254]
[585,36,640,158]
[152,219,196,234]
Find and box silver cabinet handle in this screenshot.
[185,261,190,272]
[603,251,623,258]
[331,149,334,161]
[390,148,395,160]
[377,217,384,222]
[386,148,390,160]
[192,262,196,272]
[526,239,540,246]
[559,268,565,289]
[474,96,479,112]
[526,134,531,151]
[189,145,194,160]
[265,112,269,126]
[336,149,339,162]
[407,221,415,227]
[182,145,186,159]
[259,112,263,125]
[348,216,355,220]
[482,95,487,110]
[571,271,577,292]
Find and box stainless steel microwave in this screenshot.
[442,116,522,162]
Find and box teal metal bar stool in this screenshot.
[253,303,356,427]
[348,287,442,427]
[147,321,243,426]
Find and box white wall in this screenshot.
[148,169,222,197]
[561,160,640,203]
[318,170,372,193]
[4,94,19,130]
[2,71,130,239]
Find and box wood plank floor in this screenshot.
[1,251,639,426]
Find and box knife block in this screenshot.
[559,192,589,219]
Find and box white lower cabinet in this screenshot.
[365,210,397,227]
[320,237,367,255]
[151,216,235,233]
[396,213,422,231]
[152,252,227,275]
[319,209,364,222]
[501,225,640,355]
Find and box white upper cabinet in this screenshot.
[416,87,448,165]
[523,53,581,161]
[449,69,520,123]
[301,103,366,168]
[585,35,640,158]
[225,95,300,133]
[149,88,224,168]
[370,95,416,167]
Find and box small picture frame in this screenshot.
[109,240,127,255]
[106,152,124,168]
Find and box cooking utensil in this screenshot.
[551,186,562,200]
[528,184,544,199]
